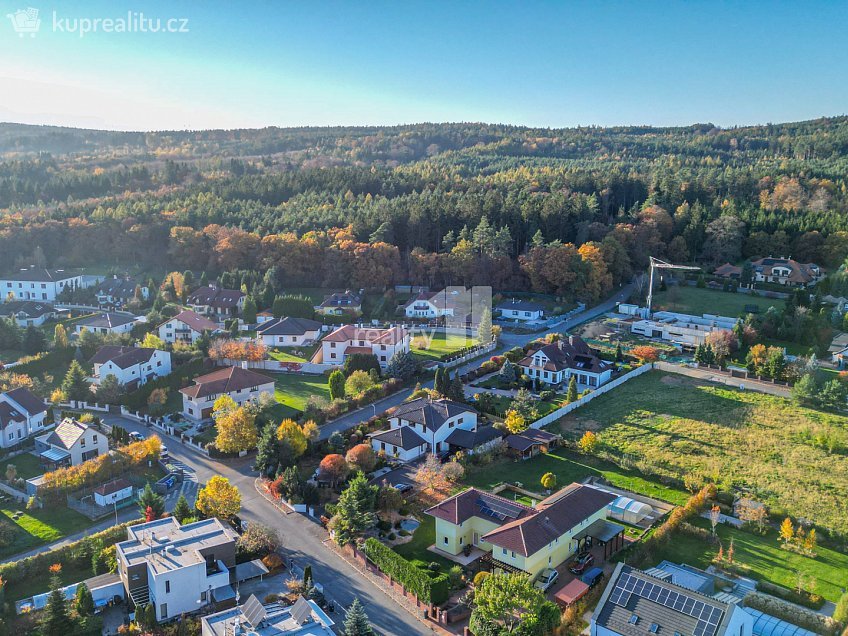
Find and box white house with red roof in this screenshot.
[158,310,218,344]
[180,366,275,420]
[319,324,410,369]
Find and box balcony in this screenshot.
[205,560,230,590]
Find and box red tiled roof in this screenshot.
[94,478,132,496]
[425,487,534,526]
[180,366,274,400]
[323,324,407,345]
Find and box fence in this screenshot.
[439,339,498,370]
[59,400,111,413]
[214,358,336,374]
[529,363,654,429]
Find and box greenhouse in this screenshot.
[607,496,653,525]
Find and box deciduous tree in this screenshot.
[196,476,241,520]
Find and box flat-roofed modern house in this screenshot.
[75,312,137,335]
[630,311,736,348]
[187,285,245,320]
[201,594,335,636]
[0,386,48,449]
[427,483,622,578]
[90,345,172,388]
[518,335,614,389]
[256,317,322,347]
[0,300,57,327]
[180,366,275,421]
[0,266,89,302]
[591,563,753,636]
[35,418,108,469]
[497,299,545,321]
[158,310,218,344]
[319,324,409,368]
[116,517,240,623]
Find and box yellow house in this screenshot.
[426,484,620,579]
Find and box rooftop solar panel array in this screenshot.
[476,496,524,521]
[608,572,724,636]
[242,594,267,627]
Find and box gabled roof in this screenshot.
[40,418,91,450]
[257,316,322,336]
[317,290,361,308]
[518,335,612,375]
[0,267,80,282]
[180,366,273,400]
[187,285,244,308]
[390,397,476,433]
[713,263,742,277]
[90,345,159,369]
[3,386,47,416]
[94,478,133,496]
[323,324,407,345]
[481,484,616,556]
[96,276,141,299]
[0,300,55,318]
[444,424,504,450]
[496,299,545,312]
[0,402,25,430]
[403,290,459,310]
[77,312,136,329]
[163,310,218,332]
[370,426,427,450]
[425,487,535,527]
[751,256,821,284]
[505,428,561,452]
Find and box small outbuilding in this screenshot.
[93,478,134,506]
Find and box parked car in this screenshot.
[581,567,604,588]
[533,567,559,592]
[394,483,413,493]
[160,445,169,458]
[568,552,595,575]
[129,431,145,442]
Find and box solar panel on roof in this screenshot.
[242,594,267,627]
[290,596,312,625]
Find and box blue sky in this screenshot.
[1,0,846,130]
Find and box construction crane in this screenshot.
[646,256,701,317]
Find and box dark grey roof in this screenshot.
[505,428,560,452]
[497,299,545,312]
[370,426,426,451]
[444,425,503,450]
[593,564,734,636]
[257,316,322,336]
[3,387,47,416]
[90,345,158,369]
[77,312,135,329]
[0,300,55,318]
[187,285,244,308]
[96,277,140,299]
[391,397,476,433]
[0,267,80,282]
[518,335,613,375]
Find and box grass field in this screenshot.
[476,394,568,420]
[411,331,478,362]
[270,372,332,412]
[650,517,848,603]
[0,504,93,561]
[464,448,688,505]
[562,371,848,535]
[393,516,459,571]
[651,286,782,317]
[0,453,44,480]
[267,344,319,363]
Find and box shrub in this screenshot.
[743,592,840,635]
[756,579,825,610]
[362,538,450,604]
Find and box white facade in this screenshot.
[93,349,172,386]
[180,367,276,421]
[94,483,134,506]
[0,268,89,302]
[0,388,49,449]
[36,419,108,466]
[630,311,736,347]
[500,306,543,321]
[75,313,137,335]
[158,312,217,344]
[403,290,458,319]
[320,325,410,369]
[181,382,275,421]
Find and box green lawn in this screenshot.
[393,516,458,571]
[650,517,848,603]
[0,453,44,480]
[475,394,568,420]
[269,372,332,412]
[0,504,93,561]
[464,448,688,506]
[651,286,781,318]
[267,343,319,363]
[563,371,848,535]
[411,331,479,362]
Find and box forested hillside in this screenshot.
[1,117,848,302]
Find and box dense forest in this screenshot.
[2,117,848,302]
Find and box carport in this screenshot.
[573,518,625,559]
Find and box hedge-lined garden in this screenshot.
[362,538,449,605]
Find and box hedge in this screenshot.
[743,592,842,636]
[755,579,825,610]
[362,538,449,605]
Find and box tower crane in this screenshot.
[646,256,701,317]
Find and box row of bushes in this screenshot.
[361,538,449,605]
[755,579,825,611]
[743,592,842,635]
[303,378,404,424]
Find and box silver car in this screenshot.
[533,567,559,592]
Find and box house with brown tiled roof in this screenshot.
[186,284,245,319]
[518,335,614,389]
[35,418,108,468]
[319,324,410,369]
[179,366,275,421]
[427,483,621,578]
[158,310,219,345]
[750,256,822,287]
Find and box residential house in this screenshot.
[202,595,335,636]
[75,312,137,335]
[93,478,134,506]
[505,428,561,459]
[256,310,275,324]
[187,285,245,320]
[518,336,614,389]
[713,263,743,280]
[116,517,239,623]
[319,324,409,368]
[35,418,108,469]
[180,366,275,421]
[403,289,460,319]
[158,310,218,345]
[714,257,823,287]
[90,345,172,388]
[591,563,753,636]
[630,311,737,348]
[256,317,322,347]
[0,300,56,327]
[369,397,493,461]
[0,266,89,302]
[96,275,148,309]
[497,299,545,321]
[426,483,621,578]
[0,387,48,449]
[314,290,362,316]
